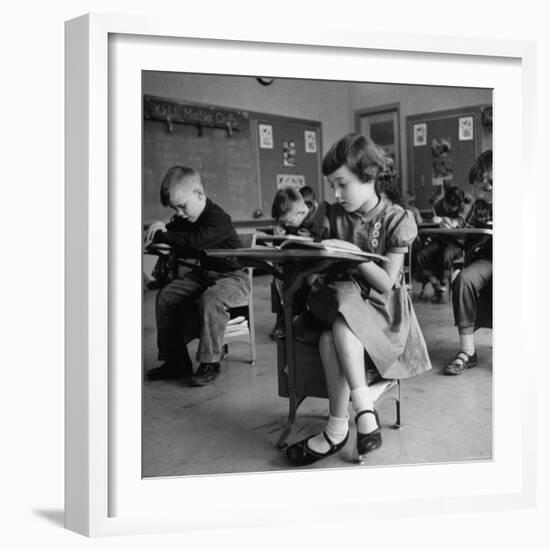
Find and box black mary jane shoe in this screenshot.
[353,410,382,464]
[285,431,349,466]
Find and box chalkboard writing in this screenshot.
[143,97,259,223]
[144,96,243,133]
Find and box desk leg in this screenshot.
[276,268,300,451]
[276,396,306,450]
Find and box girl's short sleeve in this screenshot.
[386,208,418,253]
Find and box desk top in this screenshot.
[418,227,493,237]
[206,247,371,264]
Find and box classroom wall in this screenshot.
[349,83,493,193]
[142,72,353,202]
[143,73,492,204]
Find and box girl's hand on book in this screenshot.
[321,239,361,252]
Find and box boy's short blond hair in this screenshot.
[160,166,203,206]
[271,187,305,220]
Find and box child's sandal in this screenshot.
[443,351,478,375]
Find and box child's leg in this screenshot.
[331,316,381,435]
[155,271,205,371]
[416,241,440,283]
[452,259,492,332]
[441,241,463,285]
[446,259,492,374]
[305,330,350,454]
[269,277,285,339]
[196,271,251,364]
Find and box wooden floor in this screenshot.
[142,275,492,478]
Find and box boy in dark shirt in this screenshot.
[269,187,329,339]
[144,166,250,386]
[271,187,328,239]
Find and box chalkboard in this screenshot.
[143,96,259,224]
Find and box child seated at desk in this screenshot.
[416,185,472,302]
[144,166,250,386]
[269,187,328,339]
[271,186,327,238]
[444,150,493,375]
[285,134,432,466]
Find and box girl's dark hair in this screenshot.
[322,133,396,184]
[160,166,201,206]
[376,178,403,206]
[468,150,492,185]
[271,187,304,219]
[443,185,466,209]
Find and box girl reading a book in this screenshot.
[286,134,432,465]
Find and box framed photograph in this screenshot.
[258,123,273,149]
[65,13,536,537]
[413,122,427,146]
[304,129,317,153]
[459,115,475,141]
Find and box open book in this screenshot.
[256,232,314,243]
[278,239,388,262]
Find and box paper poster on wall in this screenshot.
[304,130,317,153]
[413,123,427,146]
[431,137,453,186]
[283,140,297,166]
[259,124,273,148]
[458,116,474,141]
[277,174,305,189]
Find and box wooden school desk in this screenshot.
[418,227,493,238]
[206,246,389,449]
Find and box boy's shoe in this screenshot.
[190,362,221,386]
[269,317,285,340]
[145,362,192,381]
[270,325,286,340]
[430,286,447,303]
[443,351,478,375]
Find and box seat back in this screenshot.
[223,230,257,363]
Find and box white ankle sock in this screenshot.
[306,414,349,454]
[459,333,475,355]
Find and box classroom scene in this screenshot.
[141,71,493,477]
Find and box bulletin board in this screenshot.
[254,116,323,217]
[407,105,491,211]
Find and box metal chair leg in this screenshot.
[391,379,404,429]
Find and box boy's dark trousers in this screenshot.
[452,258,492,328]
[156,268,250,367]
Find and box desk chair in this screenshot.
[144,232,257,365]
[221,231,257,364]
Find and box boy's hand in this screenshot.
[144,221,167,244]
[273,224,287,236]
[322,239,361,252]
[440,217,454,229]
[296,227,312,237]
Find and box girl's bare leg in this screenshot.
[304,330,350,454]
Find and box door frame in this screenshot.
[354,103,401,187]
